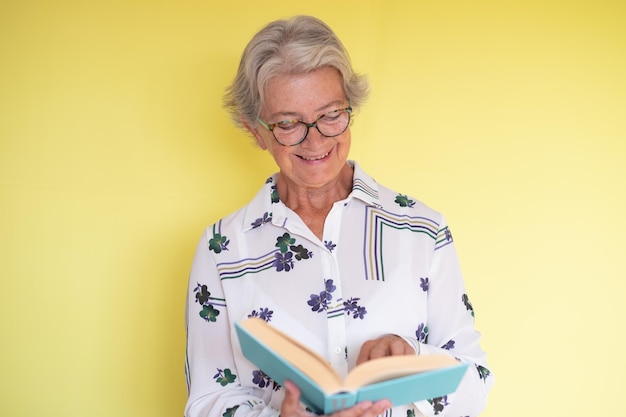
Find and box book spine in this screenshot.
[325,392,357,414]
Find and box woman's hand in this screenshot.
[356,335,414,366]
[280,380,391,417]
[280,336,410,417]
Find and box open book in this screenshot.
[235,317,469,414]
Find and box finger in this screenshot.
[357,338,394,364]
[367,343,389,360]
[330,398,390,417]
[368,336,406,360]
[358,400,392,417]
[336,400,373,417]
[388,336,413,356]
[356,340,376,365]
[388,339,404,356]
[370,399,393,416]
[281,380,303,416]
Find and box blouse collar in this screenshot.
[241,160,381,232]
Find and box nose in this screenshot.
[301,122,326,146]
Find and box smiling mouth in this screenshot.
[299,150,331,161]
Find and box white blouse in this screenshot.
[185,161,493,417]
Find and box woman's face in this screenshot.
[250,66,351,192]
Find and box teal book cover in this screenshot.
[235,318,469,414]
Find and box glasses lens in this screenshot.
[273,121,307,146]
[316,109,350,137]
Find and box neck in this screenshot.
[276,164,353,239]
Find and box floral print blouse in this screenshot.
[185,161,493,417]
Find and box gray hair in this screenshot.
[223,15,369,131]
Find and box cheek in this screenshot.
[338,131,351,151]
[259,136,286,161]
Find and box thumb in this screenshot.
[281,380,303,415]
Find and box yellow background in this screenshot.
[1,1,624,416]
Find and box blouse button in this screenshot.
[334,346,342,354]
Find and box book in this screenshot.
[235,317,469,414]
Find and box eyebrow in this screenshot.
[268,100,347,121]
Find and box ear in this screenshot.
[241,115,268,150]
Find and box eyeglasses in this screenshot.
[257,106,352,146]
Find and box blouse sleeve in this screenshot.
[411,216,494,417]
[184,230,280,417]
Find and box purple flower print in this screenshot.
[307,291,333,312]
[251,212,272,228]
[416,323,429,343]
[441,339,455,350]
[343,297,367,319]
[248,307,274,322]
[273,251,294,272]
[252,370,272,388]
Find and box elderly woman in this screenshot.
[185,15,493,417]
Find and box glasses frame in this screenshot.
[257,106,353,147]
